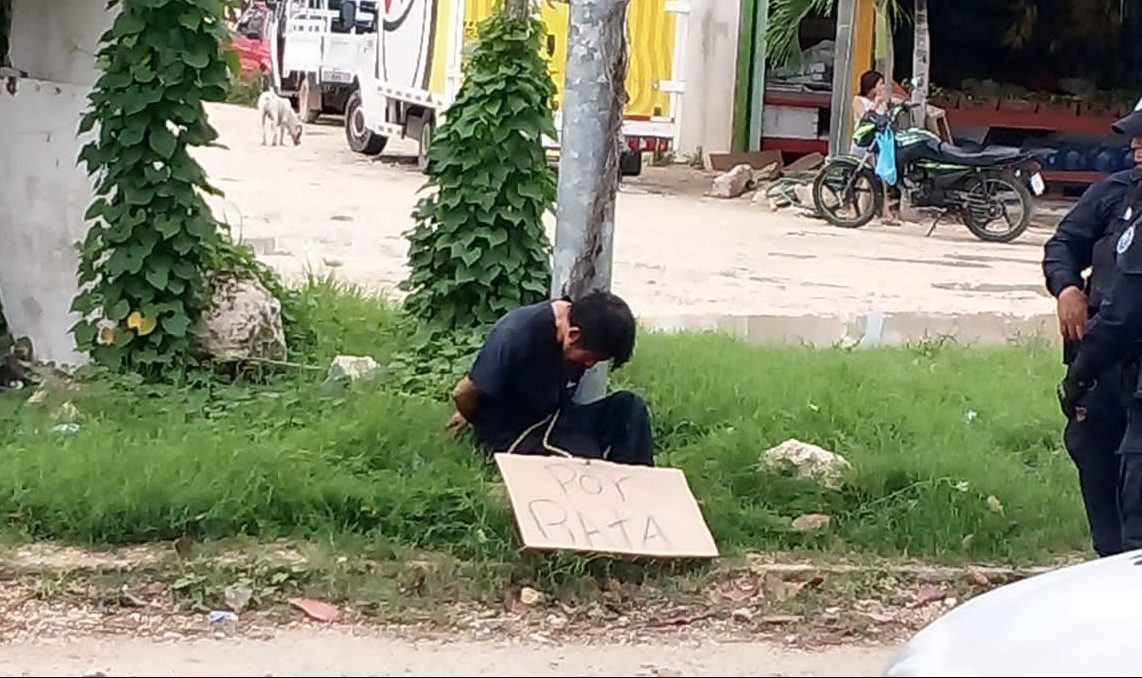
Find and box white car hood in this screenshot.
[884,549,1142,677]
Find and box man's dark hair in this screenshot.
[859,70,884,98]
[569,291,636,368]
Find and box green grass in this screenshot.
[0,277,1086,572]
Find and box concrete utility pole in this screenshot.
[910,0,930,128]
[505,0,530,18]
[551,0,629,404]
[827,0,857,157]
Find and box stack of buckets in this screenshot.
[1040,144,1134,173]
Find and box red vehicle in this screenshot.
[231,5,274,89]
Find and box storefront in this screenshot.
[761,0,1141,197]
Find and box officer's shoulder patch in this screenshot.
[1118,224,1135,254]
[1118,223,1142,273]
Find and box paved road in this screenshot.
[0,629,897,676]
[195,103,1054,325]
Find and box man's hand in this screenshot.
[445,411,469,436]
[1057,286,1089,341]
[1057,371,1095,421]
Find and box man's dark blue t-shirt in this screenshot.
[468,301,585,451]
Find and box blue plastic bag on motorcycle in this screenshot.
[875,128,898,186]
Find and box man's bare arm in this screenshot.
[451,376,481,423]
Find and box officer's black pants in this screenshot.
[1119,452,1142,552]
[1064,363,1126,557]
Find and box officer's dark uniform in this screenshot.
[1063,106,1142,553]
[1043,169,1140,557]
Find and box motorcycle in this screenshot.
[812,101,1046,243]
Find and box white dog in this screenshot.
[257,90,303,147]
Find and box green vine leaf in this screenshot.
[400,9,556,333]
[71,0,263,377]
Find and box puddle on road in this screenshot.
[930,282,1050,296]
[945,253,1037,266]
[857,255,990,269]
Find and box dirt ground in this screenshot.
[1,629,896,677]
[194,103,1060,322]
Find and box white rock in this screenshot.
[520,586,544,606]
[791,513,831,532]
[755,161,782,181]
[761,438,852,490]
[327,355,380,381]
[199,273,286,362]
[732,607,754,622]
[710,164,754,199]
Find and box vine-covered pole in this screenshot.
[550,0,629,404]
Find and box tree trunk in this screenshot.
[504,0,531,19]
[910,0,930,128]
[551,0,629,404]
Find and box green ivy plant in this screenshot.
[400,8,556,330]
[73,0,238,374]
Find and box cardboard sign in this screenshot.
[493,454,720,559]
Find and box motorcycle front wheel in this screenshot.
[812,159,884,229]
[961,172,1033,243]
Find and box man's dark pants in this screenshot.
[1065,362,1126,557]
[491,390,655,467]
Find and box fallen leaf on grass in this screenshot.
[986,495,1004,513]
[719,574,760,603]
[965,567,991,587]
[911,584,947,607]
[763,572,807,601]
[288,597,342,623]
[141,581,167,597]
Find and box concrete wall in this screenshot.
[9,0,113,86]
[0,0,116,366]
[676,0,740,158]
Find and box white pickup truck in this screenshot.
[262,0,380,122]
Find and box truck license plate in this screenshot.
[1030,172,1046,196]
[324,70,352,84]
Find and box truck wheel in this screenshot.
[620,149,643,177]
[417,116,435,174]
[298,76,322,124]
[345,90,387,156]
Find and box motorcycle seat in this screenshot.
[934,143,1026,167]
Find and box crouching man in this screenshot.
[447,291,655,466]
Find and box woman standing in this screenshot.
[853,70,899,225]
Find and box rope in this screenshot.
[503,408,612,462]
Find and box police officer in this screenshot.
[1059,102,1142,553]
[1042,111,1142,557]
